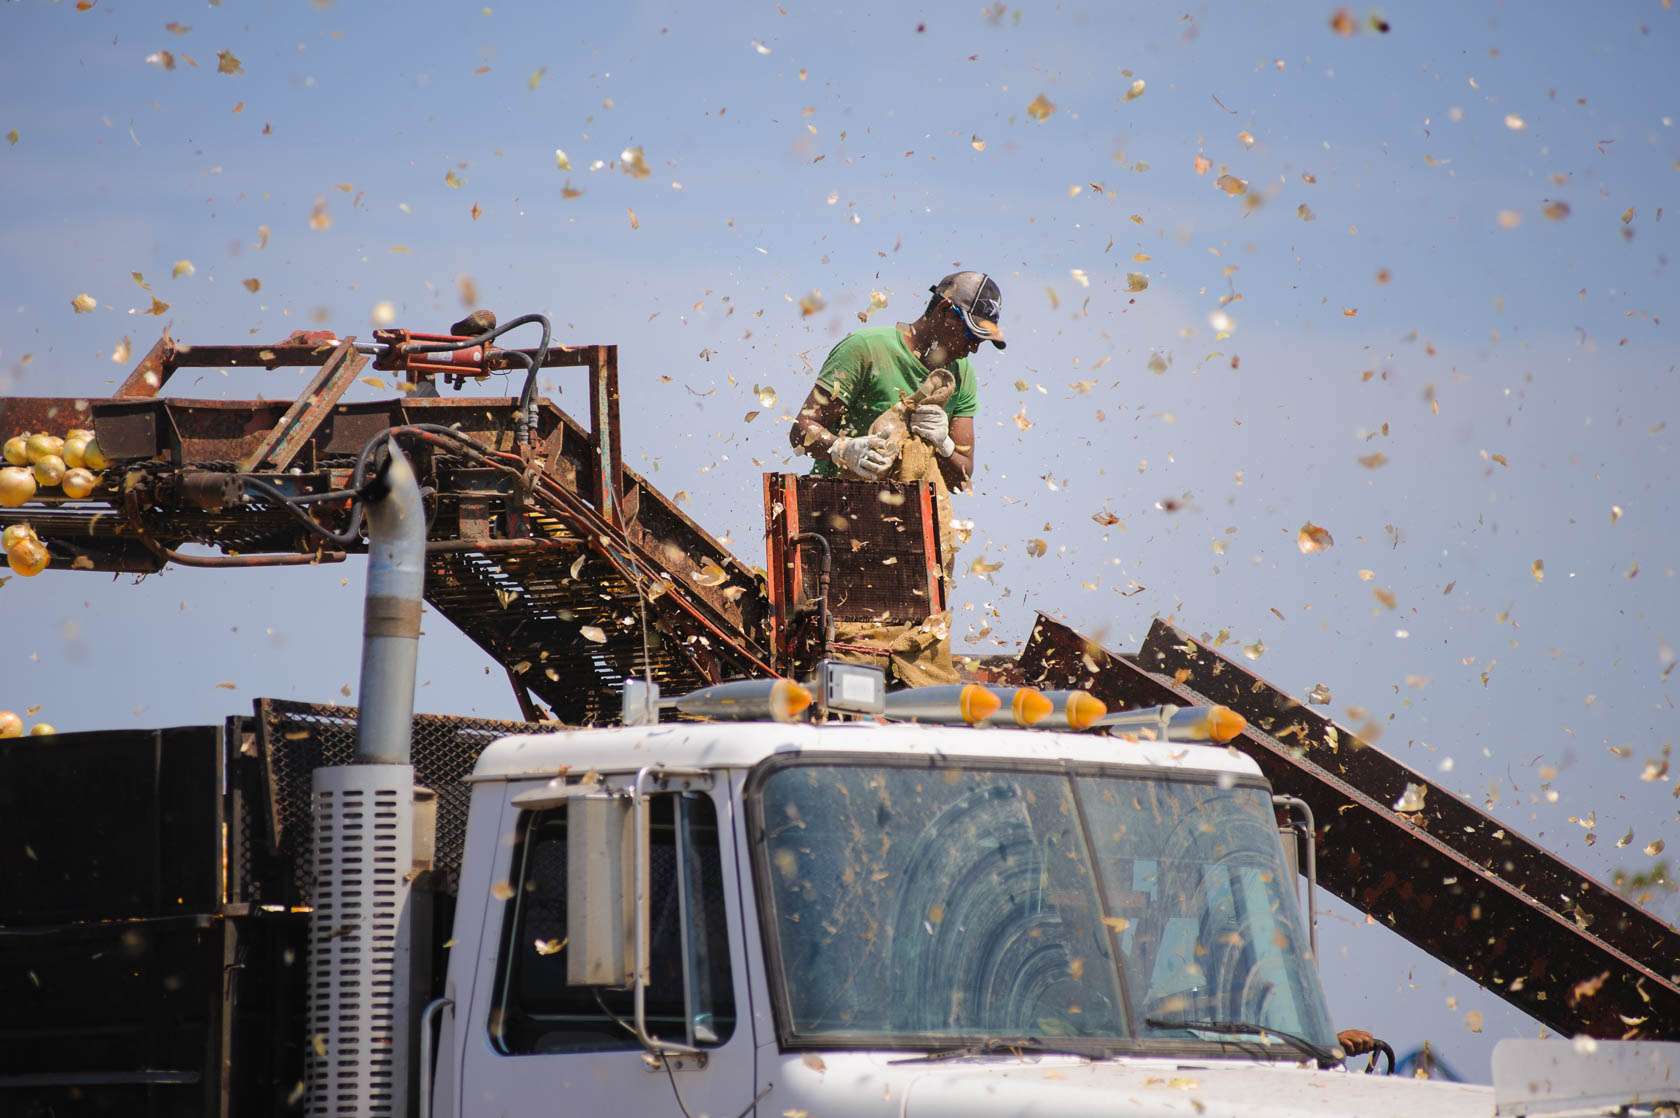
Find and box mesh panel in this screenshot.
[251,699,545,906]
[791,476,939,624]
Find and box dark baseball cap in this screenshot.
[931,271,1006,349]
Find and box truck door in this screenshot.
[458,783,761,1117]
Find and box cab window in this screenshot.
[490,792,735,1054]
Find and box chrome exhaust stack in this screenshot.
[308,443,427,1118]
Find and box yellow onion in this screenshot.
[0,711,21,738]
[2,523,35,551]
[62,434,88,469]
[0,467,37,508]
[61,467,97,499]
[24,433,62,464]
[28,723,55,736]
[32,455,66,488]
[3,436,29,466]
[81,438,111,470]
[65,427,93,441]
[7,536,48,576]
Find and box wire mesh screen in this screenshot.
[786,475,941,624]
[250,699,547,906]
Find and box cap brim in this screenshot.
[964,312,1006,350]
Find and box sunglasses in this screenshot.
[947,303,984,343]
[945,276,1000,342]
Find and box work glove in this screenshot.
[910,404,956,458]
[830,434,892,480]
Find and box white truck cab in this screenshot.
[431,720,1497,1118]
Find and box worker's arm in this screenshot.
[790,381,846,460]
[1335,1029,1376,1056]
[938,415,975,491]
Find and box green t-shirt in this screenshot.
[808,325,979,477]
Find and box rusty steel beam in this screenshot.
[236,339,368,473]
[79,395,563,466]
[1015,612,1680,1040]
[1132,619,1677,970]
[115,333,346,398]
[0,397,96,437]
[115,335,176,398]
[424,538,583,556]
[587,345,623,524]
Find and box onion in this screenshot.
[65,427,94,441]
[2,523,35,551]
[62,434,88,469]
[32,455,66,488]
[25,433,62,464]
[7,536,48,576]
[81,438,111,470]
[28,723,55,736]
[7,536,49,575]
[3,436,29,466]
[61,468,97,499]
[0,467,37,508]
[0,711,20,738]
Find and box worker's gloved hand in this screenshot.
[910,404,956,458]
[830,434,892,480]
[1335,1029,1376,1057]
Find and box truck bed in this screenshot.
[0,703,540,1118]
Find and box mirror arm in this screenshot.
[1273,795,1318,959]
[632,765,708,1058]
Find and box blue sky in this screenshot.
[3,0,1676,1079]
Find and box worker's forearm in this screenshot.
[938,447,973,491]
[792,417,838,459]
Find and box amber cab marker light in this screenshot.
[1012,688,1053,726]
[1205,705,1247,743]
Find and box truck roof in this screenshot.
[468,720,1268,782]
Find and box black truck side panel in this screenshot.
[0,727,223,924]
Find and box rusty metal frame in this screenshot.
[236,338,367,473]
[586,345,622,525]
[504,666,547,723]
[762,473,803,670]
[914,481,948,615]
[7,331,774,724]
[116,333,347,398]
[1014,612,1680,1040]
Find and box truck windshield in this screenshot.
[751,759,1334,1054]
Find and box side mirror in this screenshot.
[566,794,637,987]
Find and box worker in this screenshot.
[790,271,1003,491]
[787,271,1006,685]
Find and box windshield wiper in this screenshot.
[889,1036,1105,1065]
[1143,1016,1343,1068]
